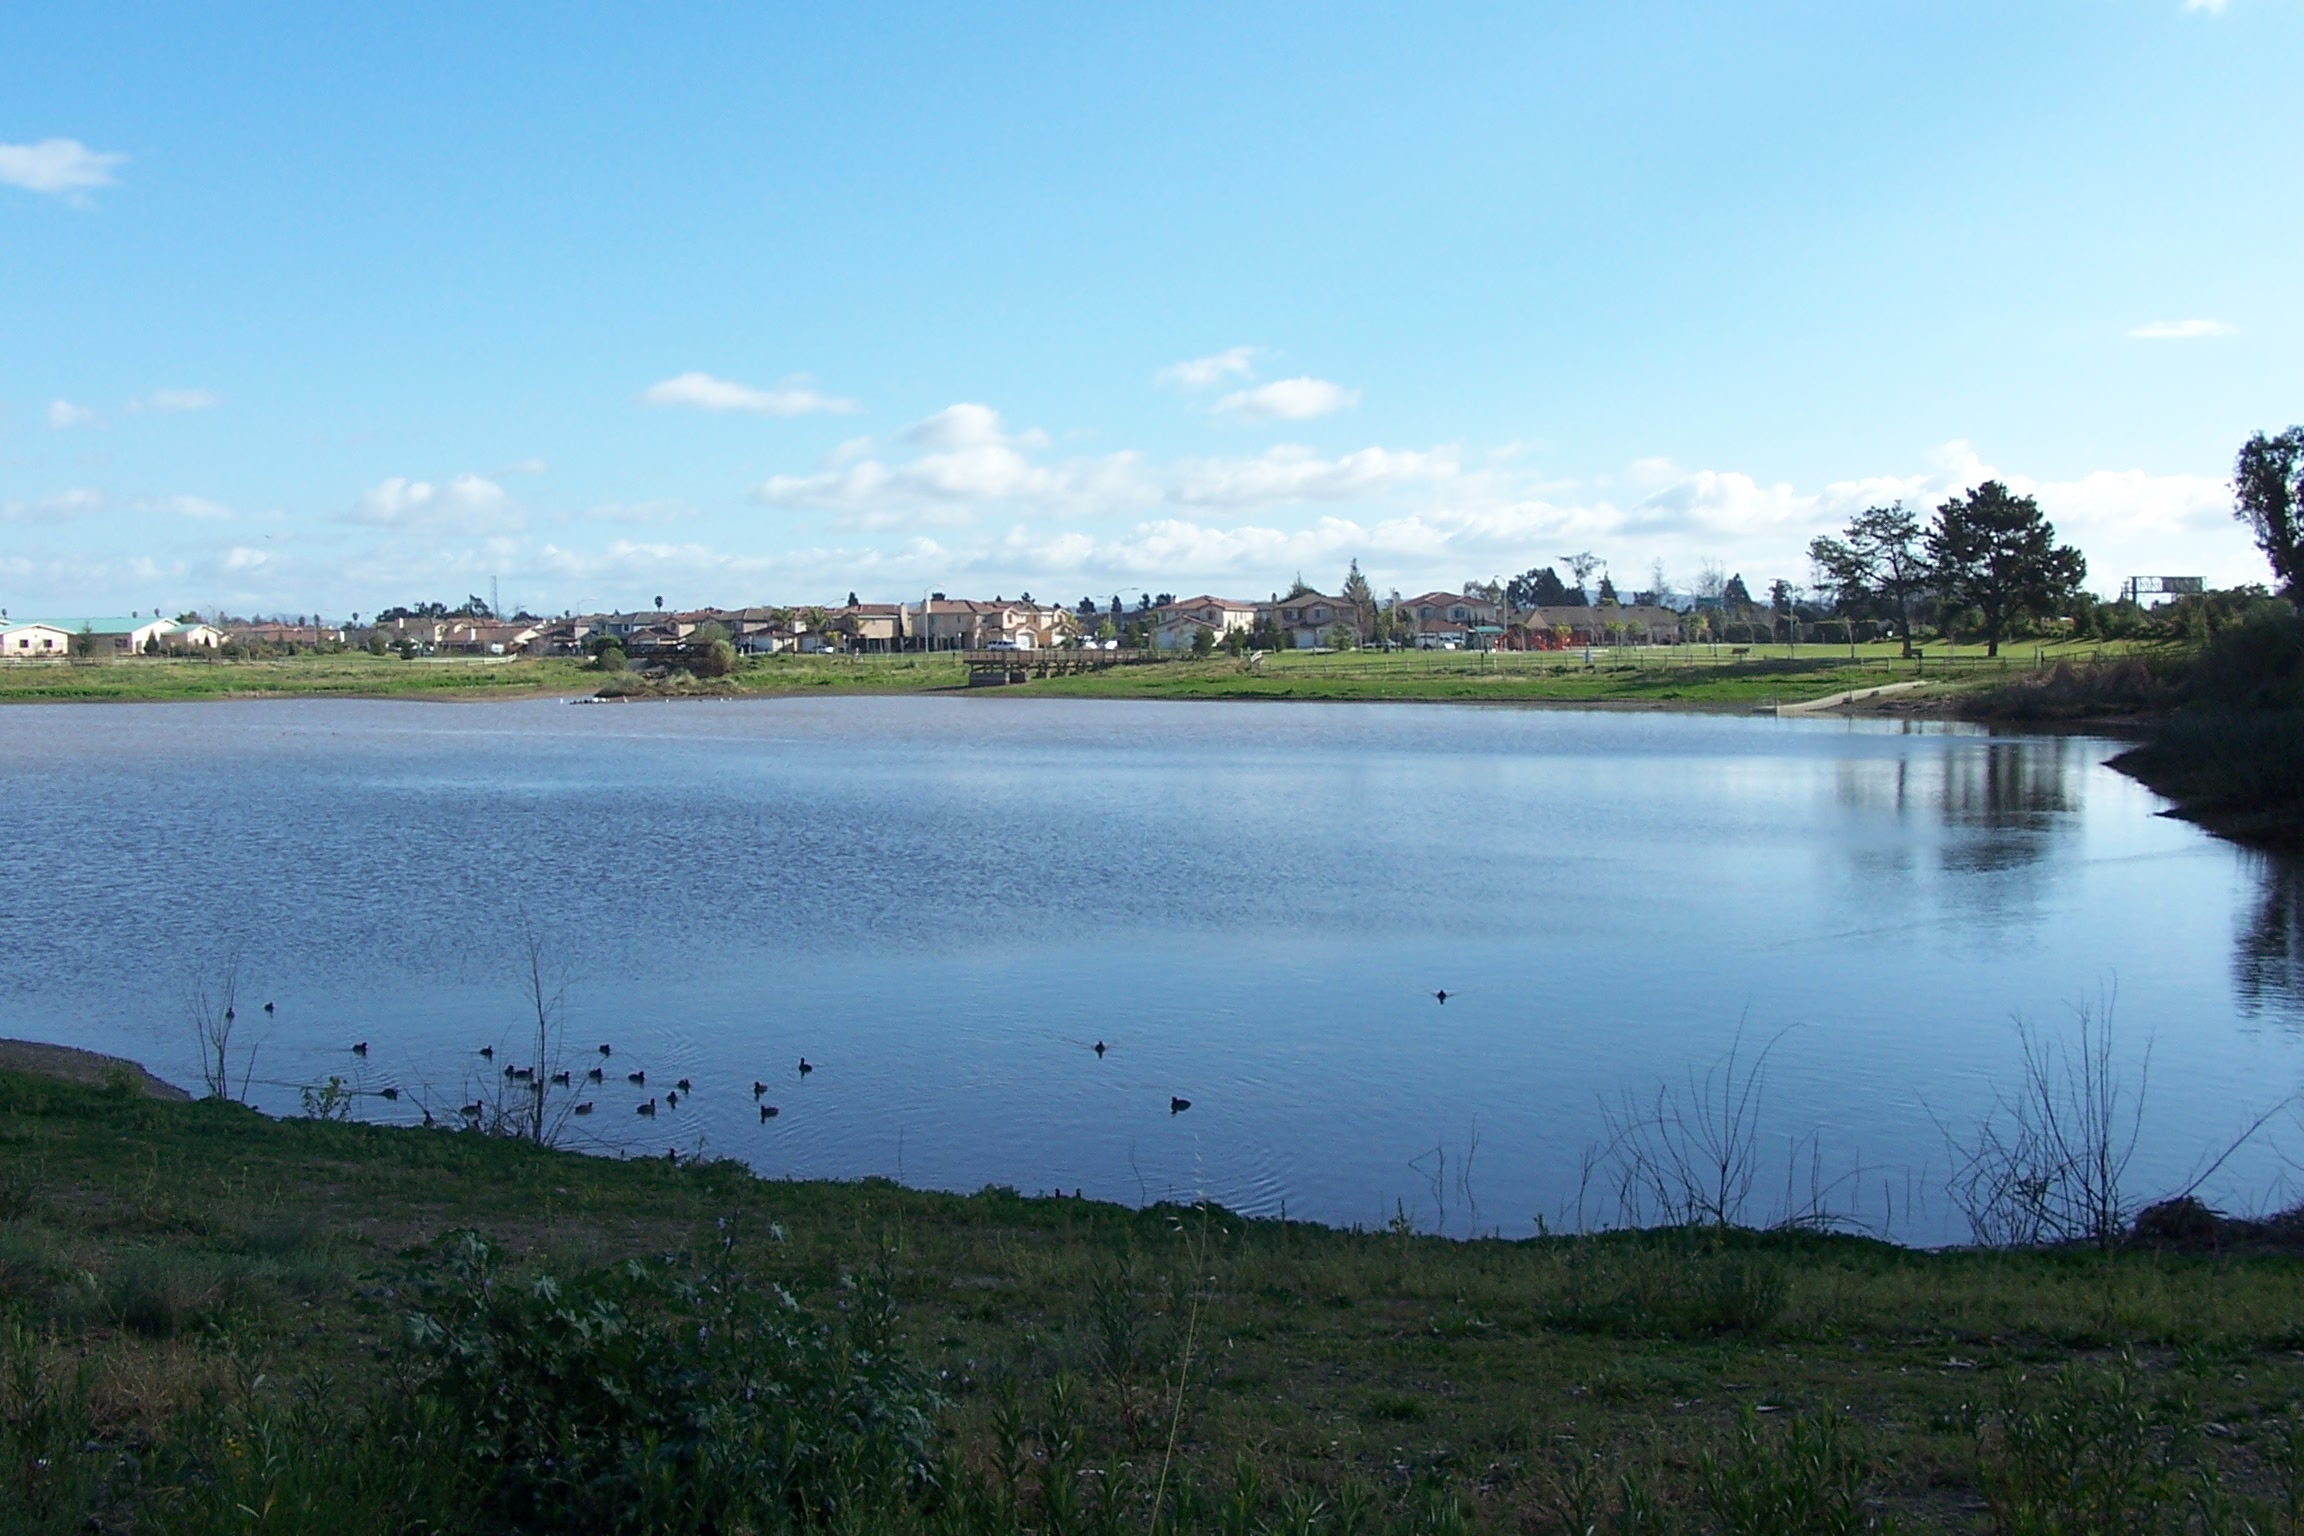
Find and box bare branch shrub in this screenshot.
[1945,1000,2294,1249]
[1594,1027,1849,1231]
[186,951,257,1102]
[1943,1004,2143,1249]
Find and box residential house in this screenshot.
[165,622,226,650]
[222,622,335,649]
[438,620,543,655]
[1153,596,1257,651]
[1256,591,1352,649]
[906,597,1073,650]
[12,616,179,657]
[1394,591,1500,649]
[0,622,72,660]
[823,600,907,651]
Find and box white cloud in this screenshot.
[46,400,96,430]
[640,371,857,415]
[757,403,1093,515]
[2130,319,2234,339]
[222,547,269,572]
[135,494,234,520]
[901,402,1040,451]
[0,488,105,520]
[1214,376,1360,421]
[0,138,125,197]
[583,499,696,526]
[753,400,1467,524]
[349,473,513,528]
[2183,0,2226,12]
[1173,444,1459,507]
[132,388,220,414]
[1157,347,1258,389]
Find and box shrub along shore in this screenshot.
[1959,606,2304,848]
[7,1062,2304,1535]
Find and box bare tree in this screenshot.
[187,951,257,1102]
[1593,1026,1848,1231]
[1943,1004,2144,1249]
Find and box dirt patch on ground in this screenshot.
[0,1039,191,1100]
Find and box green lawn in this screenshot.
[0,640,2145,713]
[6,1066,2303,1533]
[0,652,599,703]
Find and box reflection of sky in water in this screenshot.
[0,696,2297,1244]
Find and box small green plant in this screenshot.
[1977,1353,2196,1536]
[1698,1409,1881,1536]
[0,1321,104,1533]
[402,1228,940,1531]
[299,1075,354,1122]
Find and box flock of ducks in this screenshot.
[280,992,1465,1140]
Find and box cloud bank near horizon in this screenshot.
[0,402,2261,615]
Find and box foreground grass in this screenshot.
[8,1067,2304,1533]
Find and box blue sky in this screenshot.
[3,2,2298,617]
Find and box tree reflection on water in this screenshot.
[2237,853,2304,1017]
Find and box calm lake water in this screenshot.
[3,694,2300,1243]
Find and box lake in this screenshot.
[2,694,2298,1243]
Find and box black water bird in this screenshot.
[225,1006,235,1024]
[759,1104,778,1121]
[422,1109,436,1127]
[667,1148,679,1164]
[675,1078,692,1093]
[513,1066,533,1081]
[461,1102,483,1119]
[351,1042,368,1056]
[479,1046,494,1060]
[1170,1097,1191,1114]
[551,1071,570,1087]
[628,1070,645,1085]
[587,1067,603,1083]
[1094,1041,1106,1058]
[752,1081,768,1098]
[598,1044,612,1056]
[797,1058,813,1077]
[503,1065,517,1079]
[1433,990,1449,1004]
[379,1086,399,1101]
[573,1102,594,1116]
[263,1001,274,1014]
[637,1098,656,1117]
[665,1089,680,1108]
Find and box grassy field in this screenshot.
[0,641,2142,712]
[7,1064,2304,1533]
[0,653,600,703]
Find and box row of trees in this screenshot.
[1807,483,2086,658]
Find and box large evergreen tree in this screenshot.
[1927,482,2087,657]
[1505,565,1579,608]
[1340,559,1376,640]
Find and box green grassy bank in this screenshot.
[8,1066,2304,1534]
[0,642,2126,711]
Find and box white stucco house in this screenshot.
[0,622,73,660]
